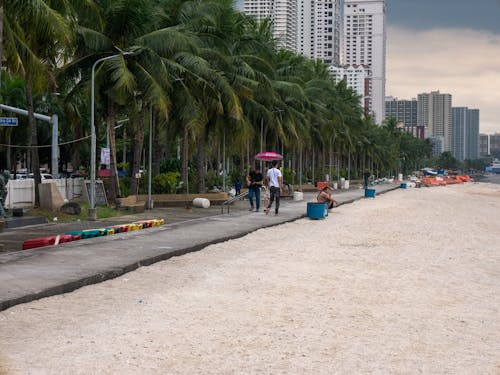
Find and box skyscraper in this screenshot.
[490,133,500,158]
[244,0,342,63]
[329,64,370,112]
[343,0,386,125]
[465,109,479,160]
[417,91,452,152]
[479,134,489,157]
[297,0,341,65]
[385,97,422,137]
[243,0,298,51]
[451,106,479,160]
[452,107,467,161]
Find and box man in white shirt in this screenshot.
[264,160,282,215]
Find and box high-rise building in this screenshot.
[385,97,422,137]
[417,91,452,152]
[465,109,479,160]
[243,0,342,62]
[490,133,500,158]
[243,0,298,51]
[343,0,386,125]
[297,0,341,65]
[428,136,445,157]
[479,134,489,157]
[451,107,480,161]
[329,64,370,111]
[452,107,467,161]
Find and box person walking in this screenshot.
[246,166,263,211]
[363,169,371,189]
[264,160,282,215]
[234,179,242,196]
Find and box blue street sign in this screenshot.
[0,117,18,126]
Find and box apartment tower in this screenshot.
[479,134,489,157]
[243,0,298,51]
[417,91,452,152]
[297,0,341,65]
[466,109,479,160]
[244,0,342,63]
[490,133,500,158]
[451,107,467,161]
[343,0,386,125]
[385,97,423,138]
[329,64,370,112]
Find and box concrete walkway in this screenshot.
[0,184,399,311]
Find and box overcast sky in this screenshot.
[386,0,500,134]
[236,0,500,134]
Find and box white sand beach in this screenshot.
[1,183,499,374]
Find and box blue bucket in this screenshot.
[307,202,327,219]
[364,188,376,198]
[400,183,407,189]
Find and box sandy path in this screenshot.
[1,183,499,374]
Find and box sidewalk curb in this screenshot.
[0,185,400,311]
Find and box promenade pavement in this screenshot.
[0,183,399,311]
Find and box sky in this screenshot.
[236,0,500,134]
[386,0,500,134]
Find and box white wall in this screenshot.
[5,178,85,209]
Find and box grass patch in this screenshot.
[24,203,129,222]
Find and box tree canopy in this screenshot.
[0,0,434,199]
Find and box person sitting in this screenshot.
[317,186,338,209]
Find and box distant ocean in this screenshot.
[474,174,500,184]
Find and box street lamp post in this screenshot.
[147,106,153,209]
[260,118,263,171]
[89,52,131,220]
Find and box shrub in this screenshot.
[119,177,131,197]
[204,170,221,190]
[153,172,182,194]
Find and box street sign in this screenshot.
[0,117,18,126]
[100,147,110,165]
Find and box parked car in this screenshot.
[14,169,53,180]
[27,173,53,180]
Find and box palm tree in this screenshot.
[3,0,73,205]
[68,0,199,198]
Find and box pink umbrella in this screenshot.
[254,152,283,161]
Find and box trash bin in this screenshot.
[307,202,327,219]
[364,188,376,198]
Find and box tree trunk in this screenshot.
[240,149,245,176]
[71,118,82,172]
[216,142,221,181]
[246,138,250,172]
[107,100,121,203]
[164,121,171,161]
[196,135,204,193]
[181,122,188,193]
[130,105,146,195]
[153,116,161,175]
[25,74,41,206]
[6,130,11,171]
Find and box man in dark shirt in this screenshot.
[246,166,263,211]
[363,169,371,189]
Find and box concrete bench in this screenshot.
[115,196,146,213]
[136,193,229,207]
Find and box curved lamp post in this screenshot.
[89,52,132,220]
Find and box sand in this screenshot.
[0,183,499,374]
